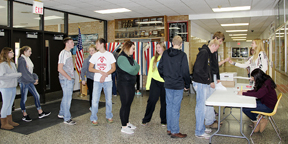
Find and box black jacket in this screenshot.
[192,44,213,85]
[211,49,220,80]
[208,40,220,80]
[158,48,190,90]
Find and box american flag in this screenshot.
[75,27,84,77]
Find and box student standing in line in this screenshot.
[192,39,220,139]
[89,38,116,126]
[135,75,141,95]
[18,46,51,122]
[116,41,140,134]
[112,48,121,97]
[205,32,227,128]
[158,36,190,138]
[229,39,268,74]
[142,42,166,126]
[238,68,277,133]
[81,44,97,111]
[57,37,76,125]
[0,47,22,130]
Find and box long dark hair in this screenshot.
[251,68,276,91]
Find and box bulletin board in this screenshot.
[231,47,249,58]
[69,33,98,55]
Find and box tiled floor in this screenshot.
[0,87,287,144]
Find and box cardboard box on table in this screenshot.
[220,72,237,87]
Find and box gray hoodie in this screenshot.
[17,56,38,84]
[0,62,22,88]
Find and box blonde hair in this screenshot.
[208,39,220,47]
[89,44,97,51]
[120,41,134,57]
[153,42,166,71]
[252,39,265,62]
[172,35,182,46]
[0,47,14,68]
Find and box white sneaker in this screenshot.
[58,115,64,119]
[121,126,134,134]
[127,122,136,129]
[196,133,211,139]
[205,128,212,133]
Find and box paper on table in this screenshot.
[234,76,250,80]
[215,82,227,90]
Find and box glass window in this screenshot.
[44,9,64,33]
[68,14,104,57]
[275,26,285,71]
[286,23,288,73]
[13,2,40,30]
[0,0,7,26]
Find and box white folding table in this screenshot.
[206,84,256,144]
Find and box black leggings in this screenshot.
[142,78,166,124]
[118,82,135,126]
[87,78,94,107]
[136,75,140,90]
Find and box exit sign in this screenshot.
[33,1,43,15]
[237,42,240,45]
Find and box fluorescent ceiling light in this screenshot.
[226,30,248,32]
[276,33,284,34]
[137,21,162,24]
[229,34,247,36]
[276,36,284,37]
[212,6,250,12]
[233,39,246,41]
[34,15,63,20]
[13,25,26,28]
[0,5,5,9]
[95,8,131,14]
[231,37,247,39]
[246,40,252,42]
[221,23,249,26]
[169,27,180,29]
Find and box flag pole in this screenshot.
[76,26,86,97]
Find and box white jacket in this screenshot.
[235,51,268,74]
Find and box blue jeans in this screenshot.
[243,100,273,121]
[193,81,215,136]
[205,87,216,125]
[59,79,75,121]
[0,87,16,118]
[165,88,183,134]
[112,73,117,95]
[20,82,42,112]
[90,81,113,121]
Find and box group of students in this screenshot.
[0,33,278,140]
[0,46,51,130]
[192,32,276,139]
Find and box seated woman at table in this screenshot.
[238,68,277,133]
